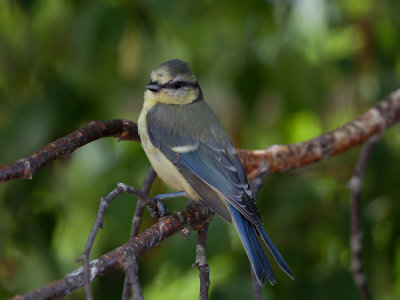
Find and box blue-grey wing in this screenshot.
[146,103,262,225]
[178,141,261,224]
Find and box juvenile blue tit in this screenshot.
[138,59,293,285]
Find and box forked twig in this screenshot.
[77,172,163,300]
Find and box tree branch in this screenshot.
[1,89,399,184]
[238,89,400,178]
[0,119,139,183]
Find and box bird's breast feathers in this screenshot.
[138,101,200,199]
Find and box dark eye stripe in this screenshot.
[162,81,198,90]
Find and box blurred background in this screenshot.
[1,0,400,299]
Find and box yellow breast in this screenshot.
[138,99,200,200]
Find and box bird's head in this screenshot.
[144,59,201,105]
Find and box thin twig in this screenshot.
[122,167,157,300]
[122,199,145,300]
[192,209,213,300]
[76,184,126,300]
[121,278,131,300]
[251,270,262,300]
[122,248,144,300]
[130,167,157,239]
[348,134,380,300]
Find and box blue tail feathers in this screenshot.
[256,224,294,279]
[226,202,293,286]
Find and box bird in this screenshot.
[138,59,293,286]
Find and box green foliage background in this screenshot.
[1,0,400,299]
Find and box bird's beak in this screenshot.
[145,81,161,92]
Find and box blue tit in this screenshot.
[138,59,293,285]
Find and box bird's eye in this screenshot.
[174,82,182,89]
